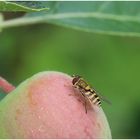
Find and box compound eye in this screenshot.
[72,75,81,85]
[72,77,78,85]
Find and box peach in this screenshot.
[0,71,111,138]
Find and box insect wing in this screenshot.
[95,92,112,105]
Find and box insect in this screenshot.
[72,75,110,113]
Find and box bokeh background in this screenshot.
[0,13,140,139]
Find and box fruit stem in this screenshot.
[0,76,15,93]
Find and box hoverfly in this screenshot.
[72,75,110,113]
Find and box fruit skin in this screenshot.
[0,71,111,138]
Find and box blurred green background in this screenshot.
[0,14,140,138]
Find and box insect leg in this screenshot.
[84,100,87,114]
[79,89,88,114]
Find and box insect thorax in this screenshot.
[77,79,89,89]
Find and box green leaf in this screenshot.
[1,1,140,37]
[0,1,49,12]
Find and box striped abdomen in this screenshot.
[84,90,101,106]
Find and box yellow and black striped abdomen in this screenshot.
[84,90,101,106]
